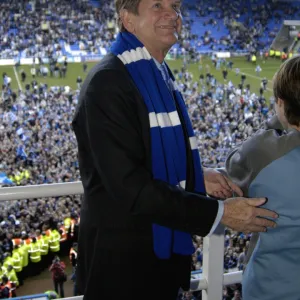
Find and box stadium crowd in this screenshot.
[0,191,80,298]
[0,0,115,60]
[1,0,300,60]
[0,59,271,298]
[175,60,273,167]
[181,0,300,53]
[0,0,289,299]
[0,79,81,295]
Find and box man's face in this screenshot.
[127,0,182,54]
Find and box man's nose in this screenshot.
[163,7,179,20]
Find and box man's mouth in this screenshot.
[159,25,176,29]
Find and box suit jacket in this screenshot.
[72,54,218,294]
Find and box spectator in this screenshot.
[226,56,300,300]
[49,255,66,298]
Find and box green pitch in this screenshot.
[1,56,282,100]
[167,56,281,101]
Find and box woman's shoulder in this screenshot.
[242,126,300,162]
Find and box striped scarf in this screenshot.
[111,32,206,259]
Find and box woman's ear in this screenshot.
[277,98,284,108]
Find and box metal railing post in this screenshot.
[202,224,225,300]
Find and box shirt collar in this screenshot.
[152,57,165,69]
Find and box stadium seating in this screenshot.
[2,0,300,59]
[89,0,100,8]
[181,0,300,53]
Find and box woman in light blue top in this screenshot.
[226,56,300,300]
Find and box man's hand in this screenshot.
[203,168,243,199]
[221,197,278,233]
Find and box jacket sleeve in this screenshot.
[225,115,284,196]
[226,115,284,269]
[74,68,219,237]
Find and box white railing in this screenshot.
[0,183,242,299]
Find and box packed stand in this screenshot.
[173,58,274,167]
[0,73,82,297]
[173,0,300,54]
[0,0,116,59]
[0,195,80,298]
[1,54,273,298]
[1,0,300,60]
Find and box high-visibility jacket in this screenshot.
[17,246,26,269]
[20,244,29,267]
[39,235,49,256]
[1,265,8,277]
[7,268,19,287]
[14,174,21,185]
[64,218,71,233]
[1,281,12,298]
[12,249,22,272]
[21,170,30,179]
[49,230,60,253]
[3,256,14,269]
[28,243,41,263]
[59,225,67,242]
[11,239,22,247]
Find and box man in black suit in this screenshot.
[72,0,278,299]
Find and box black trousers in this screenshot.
[16,270,24,286]
[79,248,191,300]
[54,280,65,298]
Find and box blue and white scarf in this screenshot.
[111,32,206,259]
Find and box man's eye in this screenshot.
[173,5,180,11]
[153,3,161,8]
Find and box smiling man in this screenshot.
[72,0,278,299]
